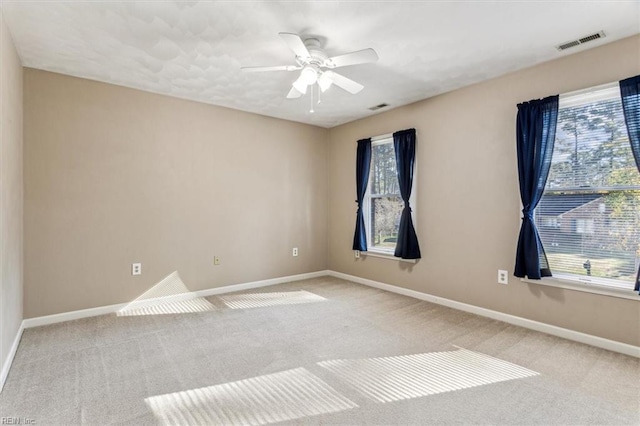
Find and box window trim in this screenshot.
[360,250,417,263]
[363,134,417,258]
[558,81,620,108]
[520,276,638,301]
[528,80,639,298]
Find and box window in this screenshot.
[535,83,640,290]
[364,138,404,254]
[574,218,595,234]
[540,217,560,228]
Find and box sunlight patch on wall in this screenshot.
[132,271,191,299]
[318,347,539,403]
[145,367,357,425]
[117,271,216,316]
[218,290,326,310]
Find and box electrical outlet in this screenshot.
[355,250,360,259]
[132,263,141,276]
[498,269,508,285]
[214,256,220,266]
[292,247,299,257]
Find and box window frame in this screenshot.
[523,81,639,300]
[361,135,417,260]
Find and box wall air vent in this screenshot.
[369,103,389,111]
[556,31,605,51]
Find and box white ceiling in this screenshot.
[2,1,639,128]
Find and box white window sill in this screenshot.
[521,275,638,301]
[359,250,417,264]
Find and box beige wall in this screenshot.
[24,69,328,318]
[327,35,640,346]
[0,10,23,376]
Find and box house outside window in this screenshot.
[535,83,640,290]
[363,137,406,254]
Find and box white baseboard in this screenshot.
[22,302,128,328]
[0,321,24,393]
[22,270,329,329]
[327,270,640,358]
[194,270,329,298]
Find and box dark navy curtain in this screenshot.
[353,138,372,251]
[619,75,640,292]
[514,95,559,279]
[393,129,421,259]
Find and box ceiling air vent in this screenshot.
[556,31,605,51]
[369,103,389,111]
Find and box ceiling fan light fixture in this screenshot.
[300,66,318,85]
[318,73,333,92]
[292,76,308,94]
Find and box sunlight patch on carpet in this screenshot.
[145,367,357,425]
[218,290,326,309]
[318,347,539,403]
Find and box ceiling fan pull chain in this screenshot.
[310,84,315,113]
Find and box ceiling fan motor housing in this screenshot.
[302,38,328,66]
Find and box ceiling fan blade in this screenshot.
[286,87,303,99]
[325,48,378,69]
[241,65,300,72]
[279,32,311,59]
[323,71,364,94]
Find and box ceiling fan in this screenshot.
[241,33,378,99]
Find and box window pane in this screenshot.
[371,142,399,195]
[537,87,640,287]
[370,196,403,250]
[548,97,634,189]
[536,191,640,283]
[368,140,403,252]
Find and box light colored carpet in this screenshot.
[1,276,638,425]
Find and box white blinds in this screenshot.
[536,84,640,288]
